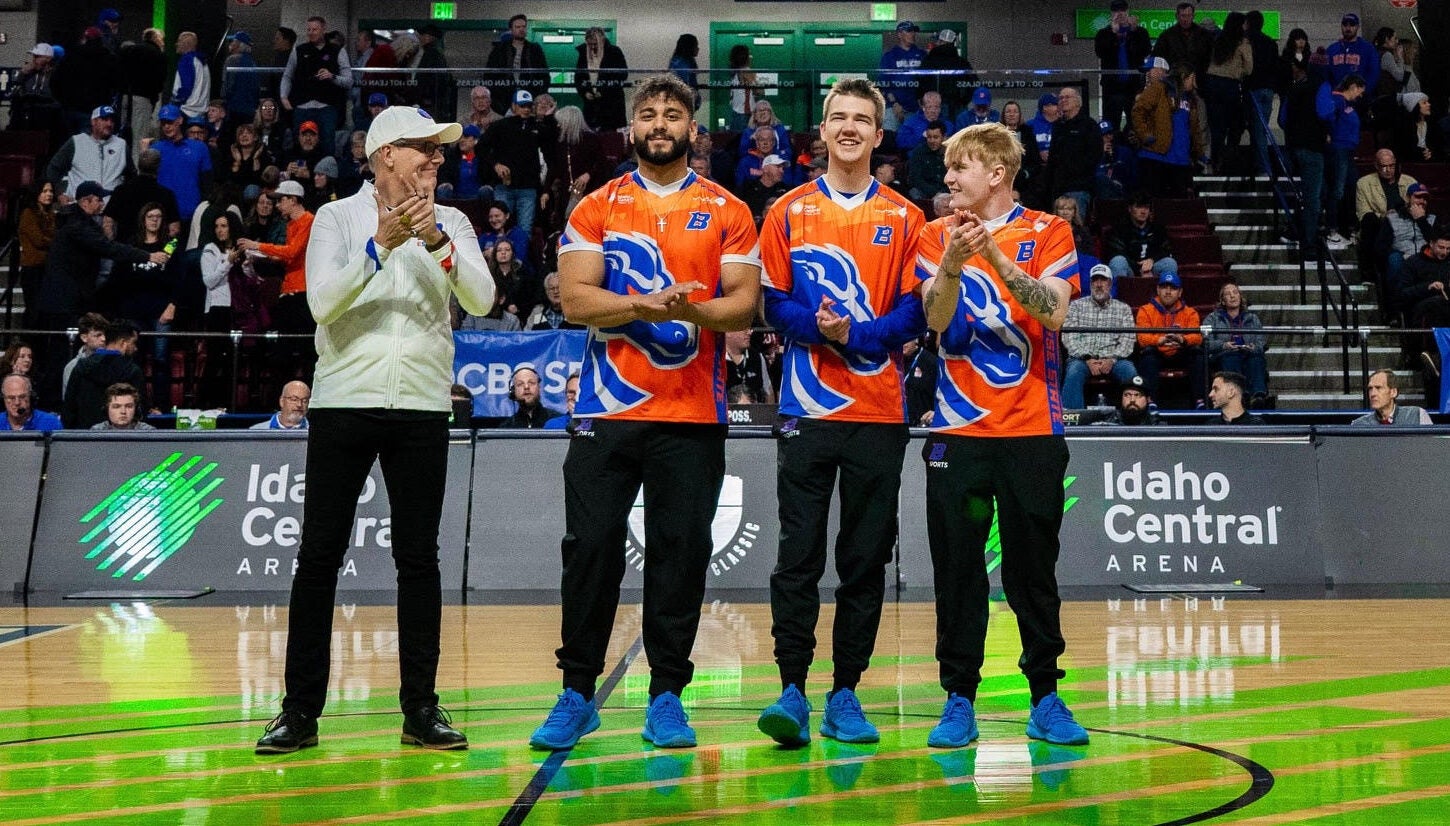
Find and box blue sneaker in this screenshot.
[927,693,978,748]
[529,688,600,750]
[1026,692,1089,745]
[758,684,812,747]
[642,692,697,748]
[820,688,879,744]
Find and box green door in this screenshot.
[800,28,887,131]
[709,26,801,134]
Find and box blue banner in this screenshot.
[1436,328,1450,413]
[453,331,588,418]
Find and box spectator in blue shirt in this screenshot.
[438,124,490,201]
[2,375,62,431]
[478,200,530,258]
[542,372,579,430]
[222,31,260,124]
[954,87,1000,130]
[1027,94,1060,166]
[880,21,927,125]
[1318,73,1367,247]
[1326,13,1379,95]
[151,103,213,230]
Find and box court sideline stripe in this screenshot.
[497,634,644,826]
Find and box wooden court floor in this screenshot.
[2,592,1449,824]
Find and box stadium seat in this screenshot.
[1169,233,1225,266]
[1116,276,1157,308]
[1152,197,1210,231]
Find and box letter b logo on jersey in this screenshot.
[872,226,893,245]
[1015,241,1037,262]
[687,212,711,231]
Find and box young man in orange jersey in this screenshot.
[529,74,761,751]
[756,78,926,747]
[915,122,1090,748]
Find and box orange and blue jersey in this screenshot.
[760,178,926,422]
[558,170,761,423]
[916,204,1080,437]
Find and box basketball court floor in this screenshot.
[3,589,1449,824]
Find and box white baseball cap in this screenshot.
[274,180,306,199]
[30,43,54,57]
[364,106,463,158]
[762,154,788,167]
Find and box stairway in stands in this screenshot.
[1194,174,1416,411]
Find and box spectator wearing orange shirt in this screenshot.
[1134,269,1203,406]
[237,179,316,380]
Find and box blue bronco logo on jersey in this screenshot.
[934,267,1031,427]
[600,231,699,368]
[792,243,887,374]
[576,231,700,415]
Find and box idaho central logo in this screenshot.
[78,453,225,581]
[624,475,760,576]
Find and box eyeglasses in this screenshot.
[392,140,443,156]
[282,395,311,404]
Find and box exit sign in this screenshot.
[871,3,897,23]
[431,2,456,19]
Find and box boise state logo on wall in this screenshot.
[624,475,762,577]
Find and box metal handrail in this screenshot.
[1246,93,1362,392]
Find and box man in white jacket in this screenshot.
[256,106,494,755]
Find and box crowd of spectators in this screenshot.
[4,4,1448,420]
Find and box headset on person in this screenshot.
[507,365,541,402]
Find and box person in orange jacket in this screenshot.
[1134,269,1204,407]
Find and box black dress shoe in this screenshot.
[402,705,468,750]
[255,710,318,754]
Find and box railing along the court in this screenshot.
[2,326,316,413]
[1062,322,1376,405]
[224,65,1157,134]
[7,322,1426,414]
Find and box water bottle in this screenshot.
[162,237,178,255]
[1096,393,1106,407]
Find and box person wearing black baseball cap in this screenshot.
[32,181,170,406]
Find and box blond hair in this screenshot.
[943,122,1022,186]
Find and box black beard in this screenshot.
[637,132,691,167]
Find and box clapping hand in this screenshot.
[816,296,851,344]
[632,281,705,322]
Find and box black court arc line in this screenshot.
[499,634,645,826]
[1004,721,1274,826]
[966,717,1274,825]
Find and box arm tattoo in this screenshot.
[1004,269,1059,317]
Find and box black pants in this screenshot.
[924,434,1069,703]
[271,292,317,383]
[1138,344,1205,407]
[556,419,726,698]
[35,314,77,411]
[772,418,909,691]
[281,408,450,718]
[200,306,234,409]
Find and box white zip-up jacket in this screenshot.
[305,181,494,411]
